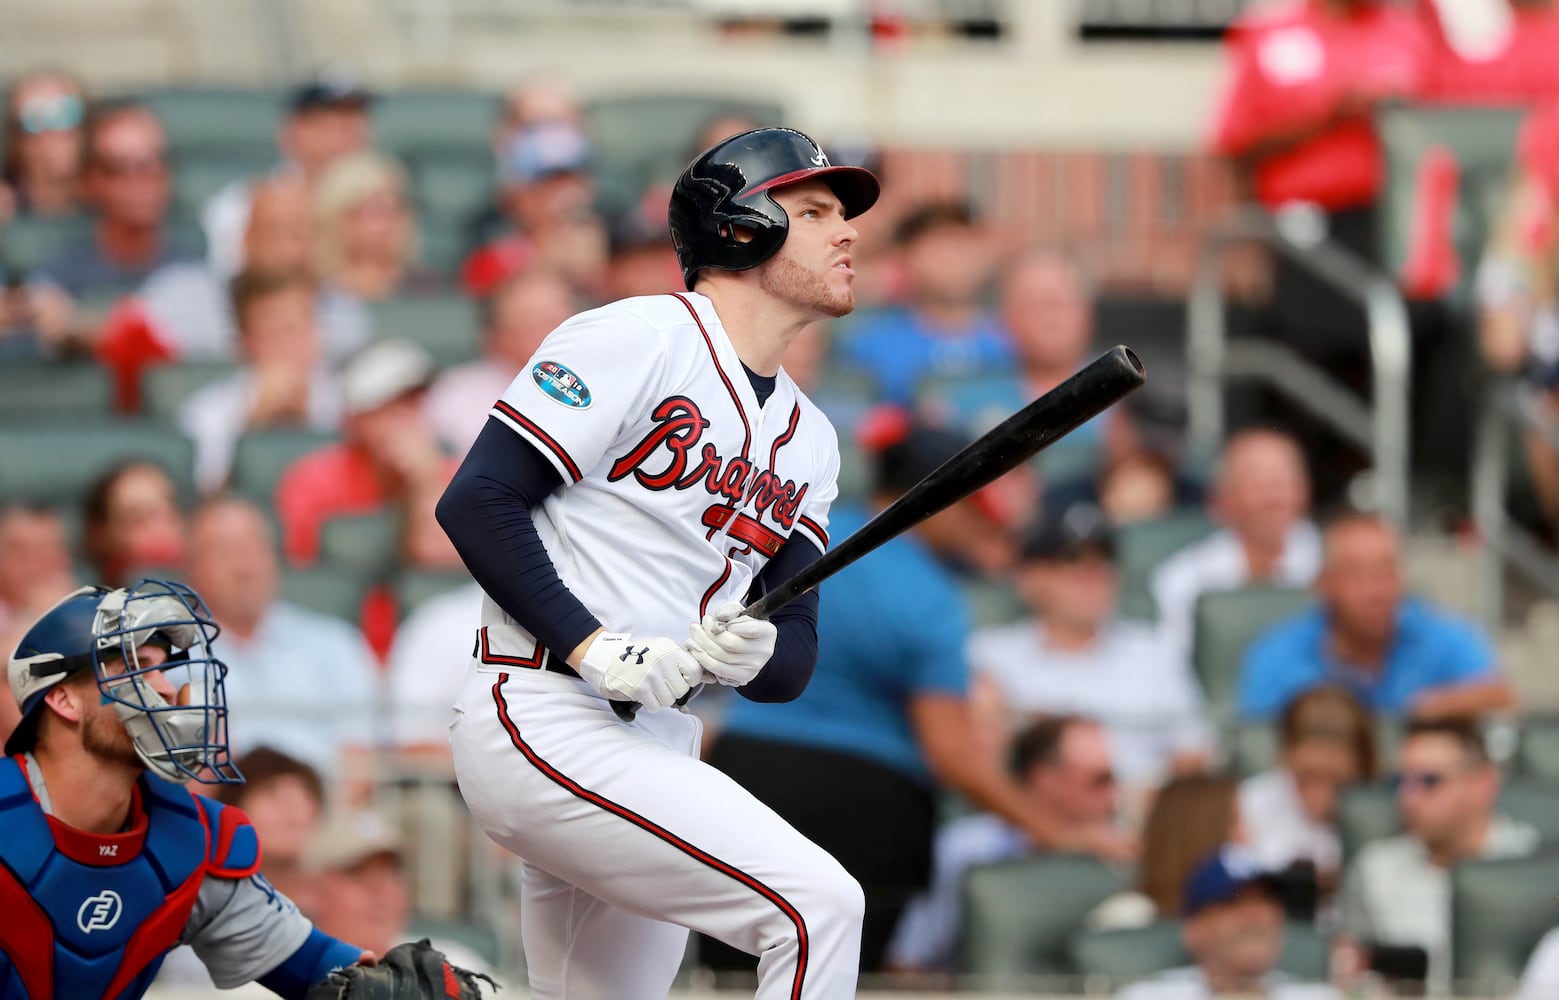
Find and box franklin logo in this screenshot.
[77,890,123,933]
[532,361,592,409]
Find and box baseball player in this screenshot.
[437,127,878,998]
[0,578,488,1000]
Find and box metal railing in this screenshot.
[1471,377,1559,629]
[1187,204,1414,530]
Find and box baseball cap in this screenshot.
[304,810,403,873]
[1182,845,1285,916]
[858,407,972,496]
[290,70,372,113]
[1020,502,1115,563]
[501,122,590,186]
[341,339,436,416]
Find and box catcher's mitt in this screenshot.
[306,939,497,1000]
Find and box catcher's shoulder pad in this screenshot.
[193,794,262,878]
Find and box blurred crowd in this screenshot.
[7,1,1559,995]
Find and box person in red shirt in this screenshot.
[274,338,459,567]
[1421,0,1559,105]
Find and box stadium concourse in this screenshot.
[7,2,1559,998]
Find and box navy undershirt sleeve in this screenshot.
[737,534,823,703]
[435,418,603,659]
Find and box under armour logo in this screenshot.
[809,150,829,167]
[77,890,123,933]
[619,645,649,665]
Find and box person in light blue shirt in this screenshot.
[1237,511,1513,722]
[706,414,1132,974]
[842,202,1013,405]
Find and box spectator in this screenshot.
[461,122,605,300]
[202,72,374,280]
[1421,0,1559,104]
[886,716,1123,973]
[81,459,187,587]
[40,99,195,297]
[1516,924,1559,1000]
[1,69,88,218]
[692,113,764,155]
[461,77,584,252]
[0,503,75,742]
[1240,686,1376,895]
[1150,429,1320,659]
[385,580,481,749]
[187,495,379,776]
[704,417,1132,975]
[275,338,458,567]
[1096,772,1244,929]
[425,268,575,455]
[314,152,427,304]
[969,501,1215,803]
[1339,718,1540,994]
[1118,846,1340,1000]
[842,201,1010,405]
[601,197,681,301]
[1238,510,1513,721]
[178,269,342,493]
[304,810,491,974]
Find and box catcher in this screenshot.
[0,578,493,1000]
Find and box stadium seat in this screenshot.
[959,853,1133,982]
[280,565,368,624]
[229,429,335,503]
[1229,722,1279,778]
[0,363,115,420]
[368,296,482,369]
[373,90,500,160]
[319,511,401,578]
[1068,921,1330,986]
[582,94,785,197]
[0,422,194,505]
[409,152,495,229]
[835,433,868,503]
[1451,853,1559,993]
[394,569,475,618]
[1516,716,1559,780]
[143,87,281,157]
[1114,511,1217,621]
[3,215,91,272]
[171,150,273,220]
[140,361,239,420]
[416,219,469,279]
[1190,586,1313,719]
[962,579,1026,628]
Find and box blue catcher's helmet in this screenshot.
[5,579,241,784]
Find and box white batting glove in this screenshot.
[685,601,777,687]
[578,633,701,712]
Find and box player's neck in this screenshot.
[32,745,138,834]
[695,280,808,377]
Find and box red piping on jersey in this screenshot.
[492,400,583,482]
[478,627,546,669]
[767,404,801,473]
[0,857,54,999]
[489,675,810,999]
[797,515,829,549]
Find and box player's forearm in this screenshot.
[1411,678,1516,719]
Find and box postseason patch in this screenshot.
[532,360,592,409]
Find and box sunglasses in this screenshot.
[1391,770,1457,793]
[92,153,168,178]
[17,93,83,135]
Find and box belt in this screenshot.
[475,626,580,679]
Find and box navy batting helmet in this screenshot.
[668,127,880,290]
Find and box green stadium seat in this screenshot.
[0,422,194,505]
[1516,716,1559,779]
[1229,722,1279,778]
[1115,511,1217,621]
[1069,921,1330,986]
[835,433,868,503]
[0,363,115,420]
[582,94,785,195]
[3,215,91,272]
[416,220,468,280]
[1191,586,1313,718]
[279,565,368,624]
[1451,853,1559,994]
[318,511,401,578]
[140,361,239,420]
[959,853,1133,982]
[394,569,474,618]
[229,429,335,503]
[374,90,501,159]
[368,296,482,369]
[171,150,273,219]
[962,579,1026,628]
[143,87,281,156]
[409,152,495,228]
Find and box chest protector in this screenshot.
[0,755,260,1000]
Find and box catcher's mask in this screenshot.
[6,579,241,785]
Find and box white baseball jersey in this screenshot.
[478,290,840,664]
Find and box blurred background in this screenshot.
[6,0,1559,996]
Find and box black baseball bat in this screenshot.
[613,345,1146,721]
